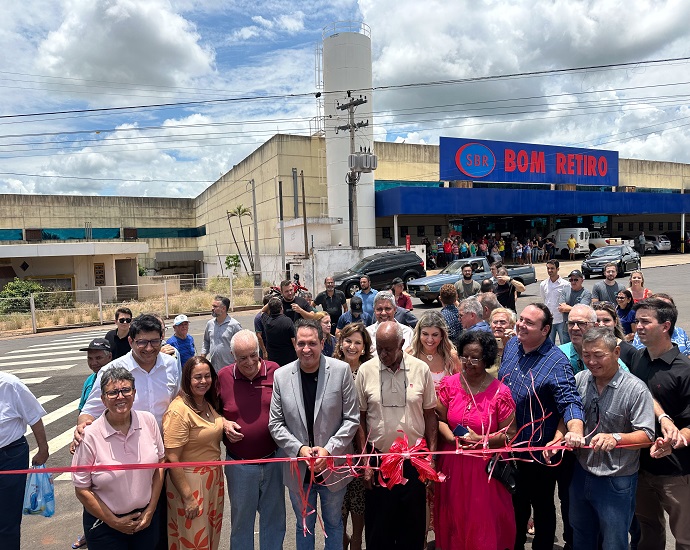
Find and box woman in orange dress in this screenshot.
[163,357,224,550]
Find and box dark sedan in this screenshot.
[581,245,641,279]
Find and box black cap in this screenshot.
[79,338,112,352]
[568,270,584,279]
[391,277,404,286]
[350,295,363,313]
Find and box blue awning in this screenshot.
[375,187,690,217]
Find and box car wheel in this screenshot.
[403,274,417,288]
[584,273,590,280]
[420,298,435,305]
[345,281,360,298]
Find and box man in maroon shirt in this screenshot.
[217,329,285,549]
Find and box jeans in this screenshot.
[288,482,346,550]
[0,436,28,550]
[224,454,286,550]
[513,459,558,550]
[83,507,159,550]
[549,322,568,345]
[570,462,638,550]
[636,470,690,550]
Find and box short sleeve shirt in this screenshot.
[162,395,222,462]
[71,410,164,515]
[314,290,347,324]
[356,353,437,452]
[0,372,46,447]
[281,296,314,323]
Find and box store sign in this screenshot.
[440,137,618,186]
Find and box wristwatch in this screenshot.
[612,433,622,444]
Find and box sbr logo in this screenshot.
[455,142,496,178]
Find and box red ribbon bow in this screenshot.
[378,432,446,489]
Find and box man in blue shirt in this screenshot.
[335,295,373,336]
[166,314,196,367]
[499,303,585,550]
[354,275,378,318]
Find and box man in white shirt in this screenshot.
[539,259,569,344]
[0,373,49,550]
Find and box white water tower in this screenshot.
[322,22,376,247]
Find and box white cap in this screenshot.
[173,314,189,326]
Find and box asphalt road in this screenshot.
[6,260,686,549]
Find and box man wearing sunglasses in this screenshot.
[104,307,133,359]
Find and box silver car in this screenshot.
[645,234,672,253]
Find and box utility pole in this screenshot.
[337,91,374,249]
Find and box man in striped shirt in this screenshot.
[499,303,585,550]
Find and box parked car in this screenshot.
[406,256,536,305]
[663,230,690,253]
[581,245,641,279]
[588,231,622,251]
[545,227,590,258]
[644,234,672,253]
[332,250,426,297]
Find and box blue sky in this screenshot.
[2,0,690,197]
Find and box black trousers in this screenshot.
[83,507,159,550]
[365,460,426,550]
[513,460,558,550]
[556,451,575,550]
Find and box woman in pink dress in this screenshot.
[434,330,517,550]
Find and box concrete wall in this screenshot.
[619,159,690,190]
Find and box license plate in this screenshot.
[591,268,602,272]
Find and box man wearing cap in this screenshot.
[314,276,348,334]
[166,314,195,367]
[557,270,592,344]
[335,296,373,337]
[104,307,133,359]
[77,339,113,413]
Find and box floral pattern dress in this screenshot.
[163,395,224,550]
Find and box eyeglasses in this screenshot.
[133,338,163,349]
[459,356,482,366]
[616,296,627,300]
[118,318,132,324]
[567,320,593,328]
[568,278,582,282]
[104,387,134,399]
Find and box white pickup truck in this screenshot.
[588,231,623,251]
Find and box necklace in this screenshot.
[465,375,491,410]
[425,353,435,362]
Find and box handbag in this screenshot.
[485,454,519,495]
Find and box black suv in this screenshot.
[333,251,426,297]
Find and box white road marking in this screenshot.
[37,395,60,405]
[7,364,76,375]
[0,356,83,367]
[5,348,90,358]
[25,398,80,435]
[21,377,51,385]
[30,426,75,461]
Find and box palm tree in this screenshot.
[227,204,254,271]
[226,209,250,273]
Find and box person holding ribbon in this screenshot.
[72,366,165,549]
[434,330,517,549]
[163,356,224,550]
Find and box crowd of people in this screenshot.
[425,234,560,268]
[1,266,689,550]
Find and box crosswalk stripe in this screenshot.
[0,356,83,367]
[26,398,80,436]
[21,377,50,385]
[7,364,76,375]
[4,348,90,359]
[19,342,100,352]
[30,426,74,461]
[37,395,60,405]
[54,472,71,482]
[52,333,107,342]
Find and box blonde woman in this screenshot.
[313,311,337,357]
[406,311,460,391]
[627,270,652,303]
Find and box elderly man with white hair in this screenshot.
[366,292,414,352]
[217,329,285,550]
[458,296,492,333]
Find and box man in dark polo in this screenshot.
[104,307,133,359]
[314,276,348,334]
[218,329,285,550]
[264,297,297,367]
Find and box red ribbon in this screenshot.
[378,432,446,489]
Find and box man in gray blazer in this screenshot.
[269,319,359,550]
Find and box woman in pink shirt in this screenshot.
[72,366,165,549]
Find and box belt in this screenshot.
[226,449,277,462]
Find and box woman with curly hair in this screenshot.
[333,323,372,550]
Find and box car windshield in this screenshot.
[591,246,622,257]
[440,260,467,275]
[350,258,373,272]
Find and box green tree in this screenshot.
[227,204,254,271]
[225,254,241,274]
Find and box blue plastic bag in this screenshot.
[22,465,55,517]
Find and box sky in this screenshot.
[2,0,690,198]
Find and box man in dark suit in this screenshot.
[269,319,359,550]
